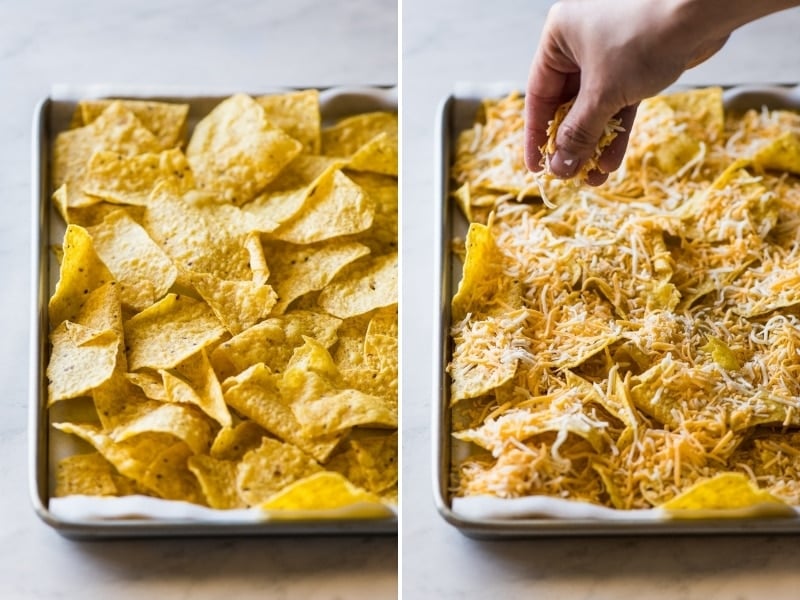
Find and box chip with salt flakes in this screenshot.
[222,363,343,462]
[186,93,303,206]
[317,252,398,319]
[124,293,226,371]
[161,348,231,428]
[187,455,244,509]
[81,149,194,206]
[53,102,162,210]
[210,310,342,380]
[111,402,214,455]
[269,169,374,244]
[47,322,119,404]
[255,89,321,154]
[189,271,277,336]
[48,225,116,328]
[74,98,189,150]
[235,437,322,507]
[263,239,370,314]
[87,209,178,312]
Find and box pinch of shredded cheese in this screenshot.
[449,86,800,510]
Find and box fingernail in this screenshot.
[550,150,580,178]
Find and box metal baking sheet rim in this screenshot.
[433,82,800,538]
[29,86,398,538]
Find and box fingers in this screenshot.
[524,59,570,172]
[549,90,620,179]
[596,103,638,174]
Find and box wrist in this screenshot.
[674,0,799,37]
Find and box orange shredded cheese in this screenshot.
[449,87,800,509]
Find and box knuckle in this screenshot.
[557,120,599,152]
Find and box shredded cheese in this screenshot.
[449,87,800,509]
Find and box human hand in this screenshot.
[524,0,737,185]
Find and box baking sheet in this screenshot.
[30,85,398,538]
[433,82,800,537]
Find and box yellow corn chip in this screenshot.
[161,348,231,427]
[140,442,206,504]
[52,423,177,482]
[321,112,398,157]
[82,149,194,206]
[259,471,382,511]
[236,437,322,507]
[347,131,398,176]
[52,102,162,209]
[111,402,214,455]
[210,310,341,380]
[345,172,398,254]
[222,363,343,462]
[76,98,189,149]
[47,322,119,404]
[87,209,178,311]
[48,225,115,327]
[143,187,257,283]
[210,420,268,461]
[255,89,321,153]
[263,239,371,314]
[189,272,277,335]
[55,452,135,497]
[187,455,244,509]
[124,293,226,370]
[93,371,163,431]
[186,94,303,205]
[662,472,792,517]
[269,169,374,244]
[317,252,397,319]
[281,338,397,436]
[753,131,800,174]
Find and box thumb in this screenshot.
[549,91,621,178]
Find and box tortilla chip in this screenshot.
[111,402,214,455]
[662,472,792,517]
[269,169,374,244]
[186,93,303,205]
[54,452,137,497]
[753,131,800,174]
[140,442,206,504]
[259,471,381,511]
[76,98,189,149]
[210,420,268,461]
[255,89,321,153]
[189,272,277,335]
[87,209,178,311]
[48,225,116,328]
[82,149,194,206]
[161,348,231,427]
[263,239,370,314]
[124,293,226,370]
[235,437,322,506]
[210,310,342,379]
[321,112,398,157]
[187,455,244,509]
[52,102,162,209]
[317,252,397,319]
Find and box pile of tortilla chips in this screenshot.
[47,90,398,514]
[449,86,800,515]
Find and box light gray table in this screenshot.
[0,1,397,598]
[401,1,800,599]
